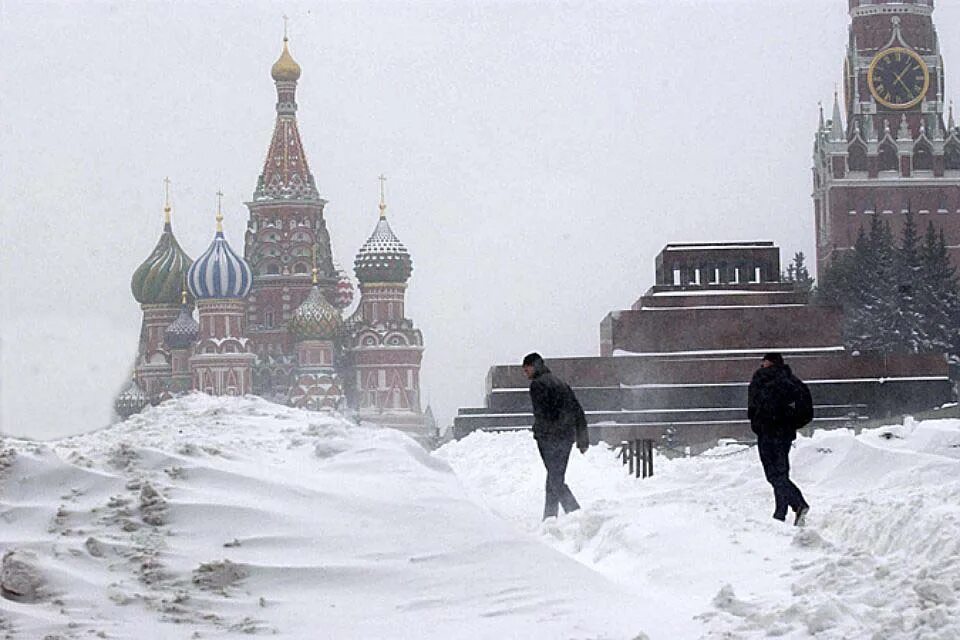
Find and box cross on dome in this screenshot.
[378,173,387,218]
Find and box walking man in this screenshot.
[748,352,811,526]
[522,352,590,520]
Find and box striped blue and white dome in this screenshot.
[187,230,253,300]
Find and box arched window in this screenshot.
[293,263,309,274]
[913,142,933,171]
[879,141,899,172]
[848,141,868,172]
[946,142,960,171]
[266,263,280,275]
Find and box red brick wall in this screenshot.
[604,305,844,355]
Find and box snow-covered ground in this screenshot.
[437,420,960,639]
[0,395,646,639]
[1,394,959,639]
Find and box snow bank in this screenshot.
[437,420,960,639]
[0,394,647,639]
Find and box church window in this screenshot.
[265,310,275,328]
[266,263,280,275]
[847,141,868,172]
[878,141,899,172]
[945,143,960,171]
[293,262,309,274]
[378,370,386,388]
[913,142,933,171]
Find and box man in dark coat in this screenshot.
[748,352,810,526]
[522,352,590,520]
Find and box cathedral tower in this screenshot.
[814,0,960,279]
[243,34,345,399]
[129,182,193,403]
[346,179,425,432]
[287,265,345,410]
[188,196,256,396]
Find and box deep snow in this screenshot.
[1,393,959,639]
[0,395,646,639]
[437,418,960,639]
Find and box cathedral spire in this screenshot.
[216,189,224,233]
[950,101,956,130]
[378,173,388,219]
[163,177,172,228]
[818,101,825,132]
[253,31,318,202]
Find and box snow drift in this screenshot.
[0,394,647,639]
[3,391,960,639]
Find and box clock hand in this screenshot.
[895,74,914,96]
[892,64,916,90]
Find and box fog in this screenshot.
[3,1,959,439]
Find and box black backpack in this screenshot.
[782,376,814,429]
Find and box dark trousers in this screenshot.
[757,436,808,520]
[537,438,580,519]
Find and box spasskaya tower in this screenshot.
[813,0,960,279]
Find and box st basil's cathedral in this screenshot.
[115,36,431,440]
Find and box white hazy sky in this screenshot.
[2,1,959,439]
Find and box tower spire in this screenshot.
[163,177,172,226]
[378,174,387,219]
[818,101,825,131]
[830,91,844,141]
[216,189,224,232]
[950,100,956,130]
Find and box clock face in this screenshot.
[868,47,930,110]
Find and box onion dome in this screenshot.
[271,37,301,82]
[115,379,149,419]
[354,192,412,284]
[288,274,343,341]
[131,192,193,305]
[333,265,355,309]
[164,293,199,350]
[187,199,253,300]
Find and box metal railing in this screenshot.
[618,439,655,478]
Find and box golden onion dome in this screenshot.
[271,38,301,82]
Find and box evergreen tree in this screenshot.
[919,222,960,352]
[786,252,813,292]
[815,218,960,355]
[890,210,925,352]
